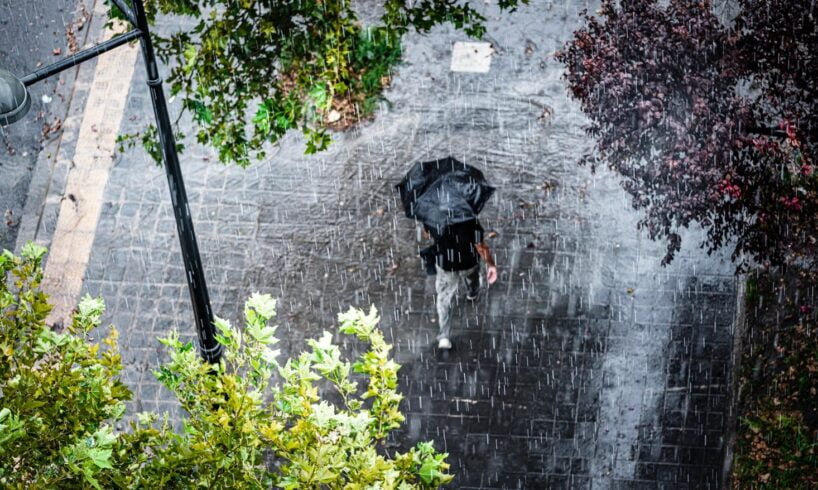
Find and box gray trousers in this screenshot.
[435,264,480,340]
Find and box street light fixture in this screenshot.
[0,69,31,125]
[0,0,222,364]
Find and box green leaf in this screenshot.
[253,101,272,135]
[107,402,126,421]
[189,99,213,124]
[83,471,103,490]
[419,458,443,484]
[77,295,105,322]
[278,476,299,490]
[313,464,337,483]
[308,83,330,111]
[35,328,69,353]
[310,401,336,429]
[261,347,280,364]
[20,242,47,262]
[93,426,117,448]
[245,292,277,321]
[87,448,113,469]
[214,317,234,342]
[0,408,25,447]
[182,43,198,74]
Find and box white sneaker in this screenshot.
[437,337,452,350]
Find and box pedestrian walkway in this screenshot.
[17,0,738,488]
[0,0,88,251]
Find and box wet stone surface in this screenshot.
[78,0,736,488]
[0,0,82,250]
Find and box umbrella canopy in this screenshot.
[396,156,495,230]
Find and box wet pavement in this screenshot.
[16,0,738,488]
[0,0,84,250]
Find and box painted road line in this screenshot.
[43,11,138,327]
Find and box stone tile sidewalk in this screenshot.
[0,0,89,251]
[17,0,739,488]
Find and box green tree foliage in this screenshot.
[0,247,452,488]
[112,0,527,166]
[0,244,128,488]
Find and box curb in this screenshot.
[722,273,748,486]
[14,0,106,257]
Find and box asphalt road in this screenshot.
[0,0,80,250]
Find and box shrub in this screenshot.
[0,244,128,488]
[0,246,452,488]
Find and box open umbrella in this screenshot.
[396,156,495,231]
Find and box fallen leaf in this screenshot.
[538,107,553,123]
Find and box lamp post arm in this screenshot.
[21,29,142,87]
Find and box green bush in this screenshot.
[0,244,129,488]
[0,246,452,488]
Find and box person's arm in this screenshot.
[474,242,498,284]
[417,223,431,241]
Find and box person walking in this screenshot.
[424,219,497,349]
[396,156,497,350]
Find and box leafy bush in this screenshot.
[0,244,128,488]
[0,246,452,488]
[111,0,528,165]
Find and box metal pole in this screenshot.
[109,0,138,26]
[21,29,143,86]
[131,0,222,363]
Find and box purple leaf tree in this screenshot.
[556,0,817,270]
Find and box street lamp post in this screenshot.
[0,0,222,363]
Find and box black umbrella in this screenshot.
[396,156,495,231]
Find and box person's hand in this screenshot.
[486,265,498,285]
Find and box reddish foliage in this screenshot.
[556,0,818,270]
